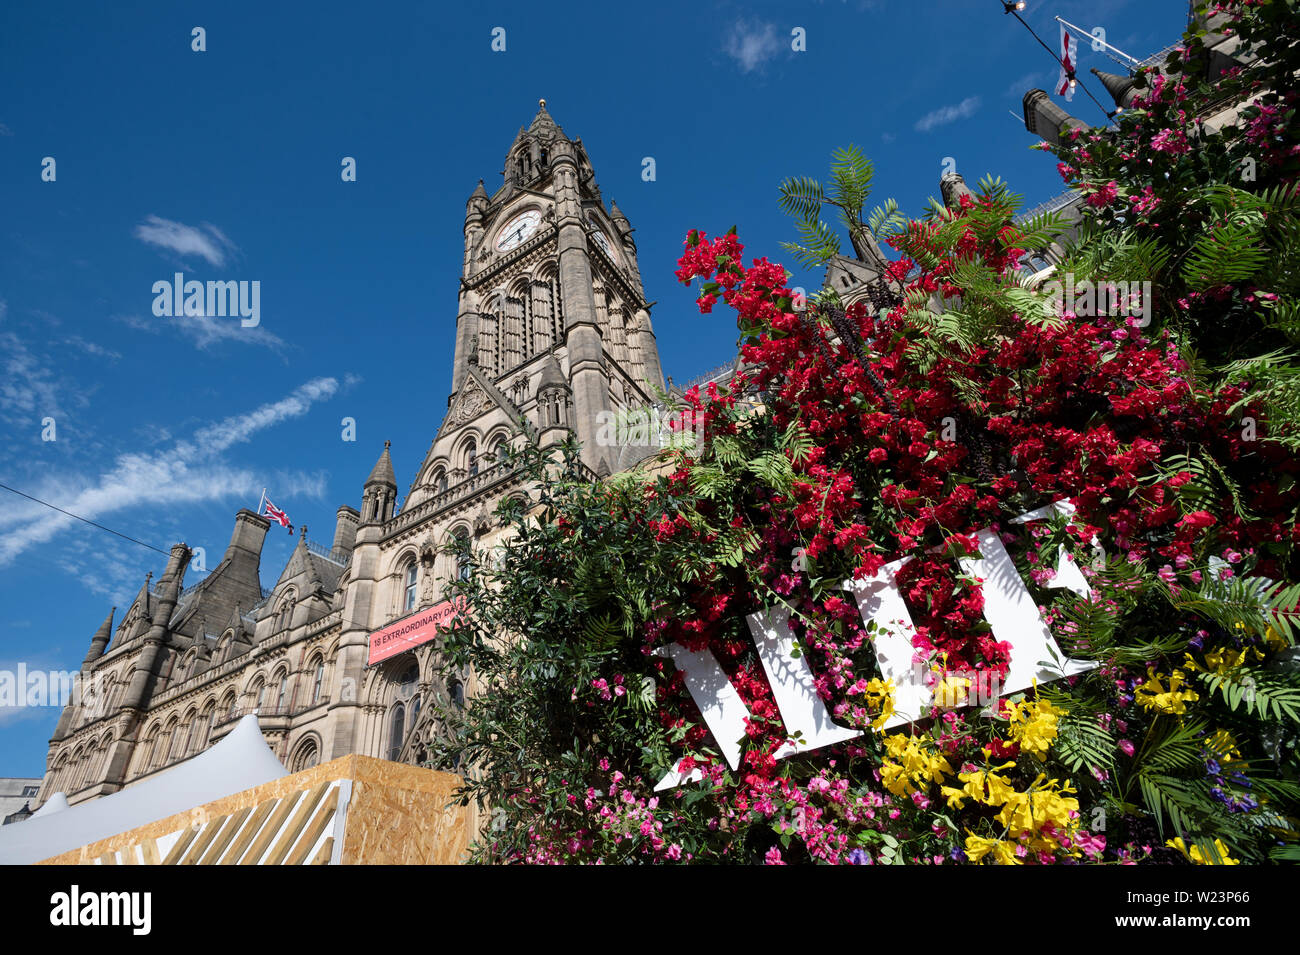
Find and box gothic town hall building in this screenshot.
[36,101,670,806]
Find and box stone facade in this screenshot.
[37,101,667,808]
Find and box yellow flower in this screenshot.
[1006,697,1066,761]
[1167,837,1239,865]
[932,674,972,709]
[965,834,1021,865]
[1135,668,1199,715]
[863,678,895,730]
[879,732,952,796]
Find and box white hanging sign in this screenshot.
[654,503,1098,790]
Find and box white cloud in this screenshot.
[0,378,340,568]
[723,21,783,73]
[114,311,286,352]
[0,302,84,425]
[133,215,238,268]
[915,96,982,133]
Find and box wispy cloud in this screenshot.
[0,301,81,424]
[1004,71,1052,98]
[0,377,339,568]
[0,122,13,137]
[915,96,982,133]
[133,215,238,268]
[723,21,783,73]
[114,311,285,352]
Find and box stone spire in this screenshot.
[365,440,397,489]
[362,441,397,524]
[83,607,115,667]
[1090,68,1138,110]
[529,98,564,139]
[610,199,632,237]
[537,352,569,393]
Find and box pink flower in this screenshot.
[1119,740,1135,757]
[764,846,786,866]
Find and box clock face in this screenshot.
[590,229,616,260]
[495,209,541,252]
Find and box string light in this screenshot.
[995,0,1117,125]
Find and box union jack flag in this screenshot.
[264,499,293,533]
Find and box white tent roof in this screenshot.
[0,715,288,865]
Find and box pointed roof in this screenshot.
[529,98,564,138]
[1091,68,1136,108]
[365,440,397,488]
[537,352,569,392]
[609,199,628,222]
[93,607,116,643]
[470,178,488,200]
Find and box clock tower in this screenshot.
[446,99,665,479]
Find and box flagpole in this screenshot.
[257,487,266,516]
[1055,16,1141,67]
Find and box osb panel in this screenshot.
[38,756,466,865]
[340,773,470,866]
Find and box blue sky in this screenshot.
[0,0,1187,775]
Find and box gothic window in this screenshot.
[450,678,465,708]
[455,530,471,581]
[200,707,215,750]
[530,280,555,355]
[467,440,478,478]
[433,468,448,494]
[186,717,202,755]
[276,673,289,712]
[489,438,505,465]
[312,659,325,705]
[403,562,418,612]
[255,680,267,711]
[504,295,526,371]
[166,722,183,764]
[399,664,419,699]
[291,738,319,773]
[275,594,295,632]
[388,702,406,762]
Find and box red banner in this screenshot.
[367,597,469,666]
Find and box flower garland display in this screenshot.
[434,0,1300,864]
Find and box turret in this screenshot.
[1023,89,1088,147]
[82,607,115,668]
[120,542,191,713]
[332,505,360,555]
[939,171,976,209]
[362,441,398,524]
[1091,68,1138,111]
[536,353,572,448]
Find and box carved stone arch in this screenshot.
[423,457,451,494]
[456,430,484,478]
[273,587,297,632]
[243,670,270,709]
[219,688,238,719]
[289,733,322,773]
